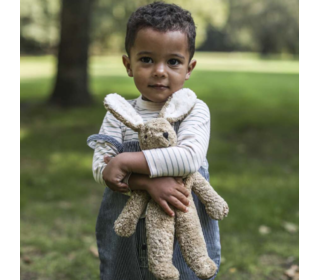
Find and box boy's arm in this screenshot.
[115,100,210,177]
[92,111,124,186]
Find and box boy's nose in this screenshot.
[153,63,167,77]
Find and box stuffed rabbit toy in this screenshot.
[103,88,229,280]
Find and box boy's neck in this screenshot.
[141,96,152,102]
[141,95,169,103]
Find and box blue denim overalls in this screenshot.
[88,125,221,280]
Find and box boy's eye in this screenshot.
[140,57,153,64]
[168,59,180,66]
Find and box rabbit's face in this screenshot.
[139,118,177,150]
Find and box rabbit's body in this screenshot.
[104,89,229,280]
[114,170,227,279]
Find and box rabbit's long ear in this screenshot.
[104,93,144,131]
[159,88,197,123]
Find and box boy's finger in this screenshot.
[169,196,189,213]
[104,156,112,164]
[177,185,189,197]
[117,182,129,188]
[116,182,129,193]
[174,191,190,206]
[158,200,175,217]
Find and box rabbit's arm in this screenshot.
[114,190,150,237]
[143,100,211,178]
[191,172,229,220]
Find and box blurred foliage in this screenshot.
[91,0,228,53]
[20,0,299,55]
[20,0,60,53]
[225,0,299,54]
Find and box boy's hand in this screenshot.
[144,176,190,217]
[104,156,190,216]
[102,156,130,193]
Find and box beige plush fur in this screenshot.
[104,90,229,280]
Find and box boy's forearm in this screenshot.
[117,152,151,175]
[128,173,149,191]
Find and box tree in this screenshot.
[48,0,94,107]
[226,0,299,55]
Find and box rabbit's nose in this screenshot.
[163,132,169,140]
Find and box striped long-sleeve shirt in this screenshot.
[92,95,211,186]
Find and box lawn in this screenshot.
[20,53,299,280]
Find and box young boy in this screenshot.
[90,2,221,279]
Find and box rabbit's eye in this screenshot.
[144,135,148,139]
[163,132,169,140]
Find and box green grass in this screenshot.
[21,54,299,280]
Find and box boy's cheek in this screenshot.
[133,75,149,88]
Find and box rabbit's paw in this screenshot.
[207,199,229,220]
[192,256,217,280]
[150,263,179,280]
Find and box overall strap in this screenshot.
[173,120,182,134]
[87,134,124,153]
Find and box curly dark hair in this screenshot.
[125,1,196,61]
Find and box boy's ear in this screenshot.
[185,59,197,80]
[122,55,133,77]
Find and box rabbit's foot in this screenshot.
[149,263,179,280]
[192,256,217,280]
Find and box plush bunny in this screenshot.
[103,88,229,280]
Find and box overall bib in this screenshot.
[88,126,221,280]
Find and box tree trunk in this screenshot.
[49,0,93,107]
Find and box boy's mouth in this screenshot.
[148,84,169,89]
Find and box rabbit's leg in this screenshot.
[114,190,150,237]
[192,172,229,220]
[146,199,179,280]
[175,177,217,280]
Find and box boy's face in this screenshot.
[122,28,197,103]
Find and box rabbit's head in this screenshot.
[139,118,177,150]
[104,88,197,150]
